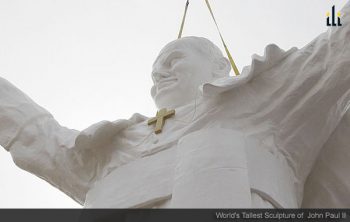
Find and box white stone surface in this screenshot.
[171,128,251,208]
[0,1,349,208]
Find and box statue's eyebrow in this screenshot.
[153,50,184,67]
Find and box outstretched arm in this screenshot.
[0,77,87,204]
[0,77,129,205]
[276,0,350,176]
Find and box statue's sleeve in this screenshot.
[299,2,350,207]
[0,77,55,150]
[258,1,350,206]
[302,110,350,207]
[273,0,350,177]
[0,77,130,205]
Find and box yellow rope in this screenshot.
[205,0,240,76]
[178,0,190,39]
[177,0,240,76]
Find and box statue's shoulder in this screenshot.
[201,44,298,97]
[74,113,147,150]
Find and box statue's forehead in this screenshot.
[159,40,193,55]
[153,41,191,67]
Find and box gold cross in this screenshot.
[148,108,175,134]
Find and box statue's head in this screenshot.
[151,36,231,109]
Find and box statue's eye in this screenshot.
[163,52,184,67]
[169,57,182,67]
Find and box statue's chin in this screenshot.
[154,94,191,110]
[153,84,197,109]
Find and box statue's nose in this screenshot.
[152,72,161,82]
[151,71,170,83]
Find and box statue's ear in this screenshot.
[213,57,231,78]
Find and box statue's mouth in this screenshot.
[157,78,177,91]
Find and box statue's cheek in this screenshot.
[150,85,157,98]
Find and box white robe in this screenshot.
[0,1,349,208]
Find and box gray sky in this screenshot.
[0,0,347,208]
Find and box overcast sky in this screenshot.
[0,0,347,208]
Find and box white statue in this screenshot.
[1,1,349,208]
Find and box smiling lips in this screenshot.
[157,77,177,91]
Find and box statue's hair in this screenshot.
[181,36,224,60]
[159,36,230,78]
[163,36,224,61]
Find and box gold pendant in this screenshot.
[148,108,175,134]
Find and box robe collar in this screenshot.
[200,44,297,97]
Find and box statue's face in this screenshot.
[151,38,220,109]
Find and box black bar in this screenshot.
[0,209,349,222]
